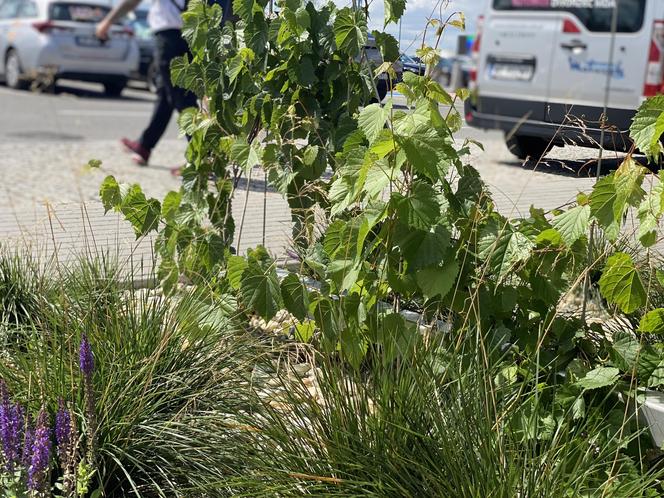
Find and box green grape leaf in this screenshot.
[598,252,646,314]
[478,219,533,280]
[371,30,399,62]
[333,7,367,57]
[226,255,248,291]
[416,259,459,300]
[100,175,121,213]
[358,102,391,144]
[630,94,664,161]
[575,367,620,390]
[280,273,310,321]
[551,205,590,247]
[384,0,406,25]
[637,181,664,247]
[639,309,664,335]
[240,258,283,321]
[118,184,161,237]
[230,140,262,174]
[393,181,441,230]
[395,224,450,270]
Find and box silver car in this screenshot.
[0,0,139,95]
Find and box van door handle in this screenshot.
[560,40,587,52]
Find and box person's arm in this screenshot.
[95,0,142,40]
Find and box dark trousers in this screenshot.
[139,29,197,150]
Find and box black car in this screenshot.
[400,54,425,76]
[125,8,158,92]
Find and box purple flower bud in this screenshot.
[55,399,71,460]
[27,408,50,492]
[79,334,94,378]
[0,388,24,472]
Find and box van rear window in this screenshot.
[492,0,646,33]
[49,2,110,22]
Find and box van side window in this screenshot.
[0,0,21,19]
[493,0,646,33]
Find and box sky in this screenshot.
[332,0,487,55]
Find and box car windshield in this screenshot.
[400,54,416,64]
[49,2,111,22]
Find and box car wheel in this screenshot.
[376,79,388,102]
[4,50,29,90]
[505,134,552,162]
[103,79,127,97]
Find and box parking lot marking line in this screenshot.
[57,109,152,117]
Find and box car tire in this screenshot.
[103,79,127,97]
[376,79,388,102]
[505,134,552,162]
[4,49,29,90]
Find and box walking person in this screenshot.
[95,0,196,166]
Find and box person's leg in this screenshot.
[161,32,197,113]
[138,31,175,151]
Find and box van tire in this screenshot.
[505,134,552,161]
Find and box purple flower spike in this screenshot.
[55,399,71,460]
[0,393,24,472]
[79,333,94,378]
[28,408,50,493]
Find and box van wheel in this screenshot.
[505,134,552,161]
[4,49,29,90]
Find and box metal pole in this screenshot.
[581,1,620,325]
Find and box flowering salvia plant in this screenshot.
[0,334,98,497]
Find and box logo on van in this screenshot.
[568,57,624,79]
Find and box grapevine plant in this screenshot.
[101,0,664,455]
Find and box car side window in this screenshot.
[16,0,37,17]
[0,0,21,19]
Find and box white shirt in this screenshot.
[148,0,185,33]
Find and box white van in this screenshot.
[465,0,661,160]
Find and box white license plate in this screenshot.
[489,63,533,81]
[76,35,106,47]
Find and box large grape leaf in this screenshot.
[478,219,533,280]
[575,367,620,390]
[240,259,283,321]
[598,252,646,314]
[333,7,367,57]
[551,205,590,247]
[589,174,618,229]
[637,180,664,247]
[393,181,441,230]
[358,102,391,144]
[416,259,459,300]
[630,95,664,161]
[639,309,664,335]
[281,273,309,321]
[384,0,406,26]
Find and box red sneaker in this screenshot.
[121,138,150,165]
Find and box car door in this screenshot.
[477,0,561,122]
[0,0,21,78]
[546,0,650,127]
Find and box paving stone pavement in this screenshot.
[0,135,659,281]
